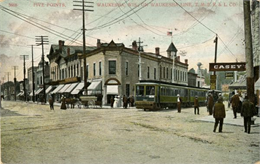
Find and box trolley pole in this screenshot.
[73,0,94,95]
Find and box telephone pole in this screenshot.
[36,36,49,103]
[5,72,11,100]
[243,0,254,103]
[12,66,18,101]
[20,55,29,101]
[73,0,94,95]
[31,45,36,102]
[136,37,146,81]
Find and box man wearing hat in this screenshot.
[177,94,182,113]
[213,97,226,133]
[230,92,240,119]
[207,93,214,115]
[241,96,254,134]
[48,94,54,110]
[194,96,199,115]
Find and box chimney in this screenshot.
[59,40,65,50]
[97,39,101,48]
[132,41,137,51]
[67,47,70,56]
[185,59,188,64]
[155,47,160,55]
[177,56,180,61]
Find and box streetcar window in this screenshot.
[136,86,144,96]
[146,86,155,95]
[175,90,179,96]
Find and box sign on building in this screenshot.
[210,75,216,90]
[209,62,246,72]
[225,72,234,79]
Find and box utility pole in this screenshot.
[31,45,36,102]
[5,72,11,100]
[136,37,146,81]
[210,34,218,91]
[73,0,94,95]
[12,66,18,101]
[36,36,49,103]
[243,0,254,103]
[20,55,29,102]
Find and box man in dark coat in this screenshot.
[110,96,114,108]
[48,95,54,110]
[194,96,199,115]
[213,98,226,133]
[230,92,240,119]
[123,95,128,109]
[241,96,254,134]
[207,93,214,115]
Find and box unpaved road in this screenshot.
[1,101,260,164]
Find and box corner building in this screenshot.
[80,40,189,105]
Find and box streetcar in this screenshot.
[135,80,209,111]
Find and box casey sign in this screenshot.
[209,62,246,71]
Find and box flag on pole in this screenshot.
[167,31,172,36]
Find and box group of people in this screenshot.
[191,92,255,134]
[206,91,255,134]
[110,95,135,109]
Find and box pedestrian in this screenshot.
[207,93,214,115]
[230,92,240,119]
[194,96,199,115]
[213,97,226,133]
[48,95,54,110]
[110,96,114,108]
[60,95,67,110]
[241,96,254,134]
[123,95,128,109]
[177,94,182,113]
[218,93,223,103]
[130,96,135,107]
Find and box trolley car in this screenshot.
[135,80,209,111]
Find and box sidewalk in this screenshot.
[197,109,260,127]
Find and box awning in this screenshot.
[255,78,260,90]
[29,90,36,96]
[87,81,102,95]
[71,82,84,95]
[46,86,53,94]
[57,84,71,93]
[17,91,24,97]
[35,88,43,95]
[107,85,118,95]
[64,83,79,93]
[51,84,64,94]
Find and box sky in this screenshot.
[0,0,246,82]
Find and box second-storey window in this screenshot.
[125,62,128,76]
[99,61,102,76]
[109,60,116,74]
[93,63,96,76]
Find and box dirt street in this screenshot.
[1,101,260,164]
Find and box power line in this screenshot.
[0,29,35,39]
[87,0,154,31]
[172,0,217,35]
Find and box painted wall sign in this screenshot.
[209,62,246,71]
